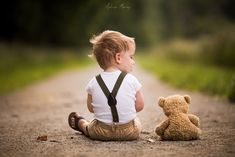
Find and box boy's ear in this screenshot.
[158,97,165,108]
[115,53,122,64]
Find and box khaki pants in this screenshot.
[86,118,141,141]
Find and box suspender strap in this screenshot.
[112,72,126,97]
[96,75,110,98]
[96,71,127,122]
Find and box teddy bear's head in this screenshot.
[158,95,191,116]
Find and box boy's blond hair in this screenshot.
[89,30,135,69]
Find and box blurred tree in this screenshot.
[0,0,234,47]
[157,0,235,39]
[0,0,20,42]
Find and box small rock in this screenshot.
[141,131,150,134]
[147,138,155,143]
[212,119,219,123]
[12,114,19,118]
[50,140,60,143]
[37,135,47,141]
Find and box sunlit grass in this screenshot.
[0,44,92,95]
[137,39,235,101]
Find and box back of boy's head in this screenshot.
[89,30,135,69]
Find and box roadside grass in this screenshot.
[0,44,92,95]
[137,39,235,101]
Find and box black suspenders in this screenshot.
[96,72,127,123]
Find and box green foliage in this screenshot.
[156,0,235,39]
[0,44,91,95]
[228,76,235,102]
[137,39,235,102]
[201,30,235,68]
[1,0,234,47]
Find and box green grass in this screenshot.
[137,40,235,101]
[0,44,92,95]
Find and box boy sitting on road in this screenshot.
[68,30,144,141]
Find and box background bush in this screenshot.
[201,30,235,68]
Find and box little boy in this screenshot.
[68,30,144,140]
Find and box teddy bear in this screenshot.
[155,95,201,140]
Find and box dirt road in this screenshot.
[0,66,235,157]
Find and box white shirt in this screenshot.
[86,70,142,124]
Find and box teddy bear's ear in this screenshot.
[184,95,191,104]
[158,97,165,107]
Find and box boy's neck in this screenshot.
[104,66,119,72]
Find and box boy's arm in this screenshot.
[135,90,144,112]
[87,94,94,113]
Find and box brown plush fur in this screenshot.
[155,95,201,140]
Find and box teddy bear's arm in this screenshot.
[188,114,200,127]
[155,119,169,136]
